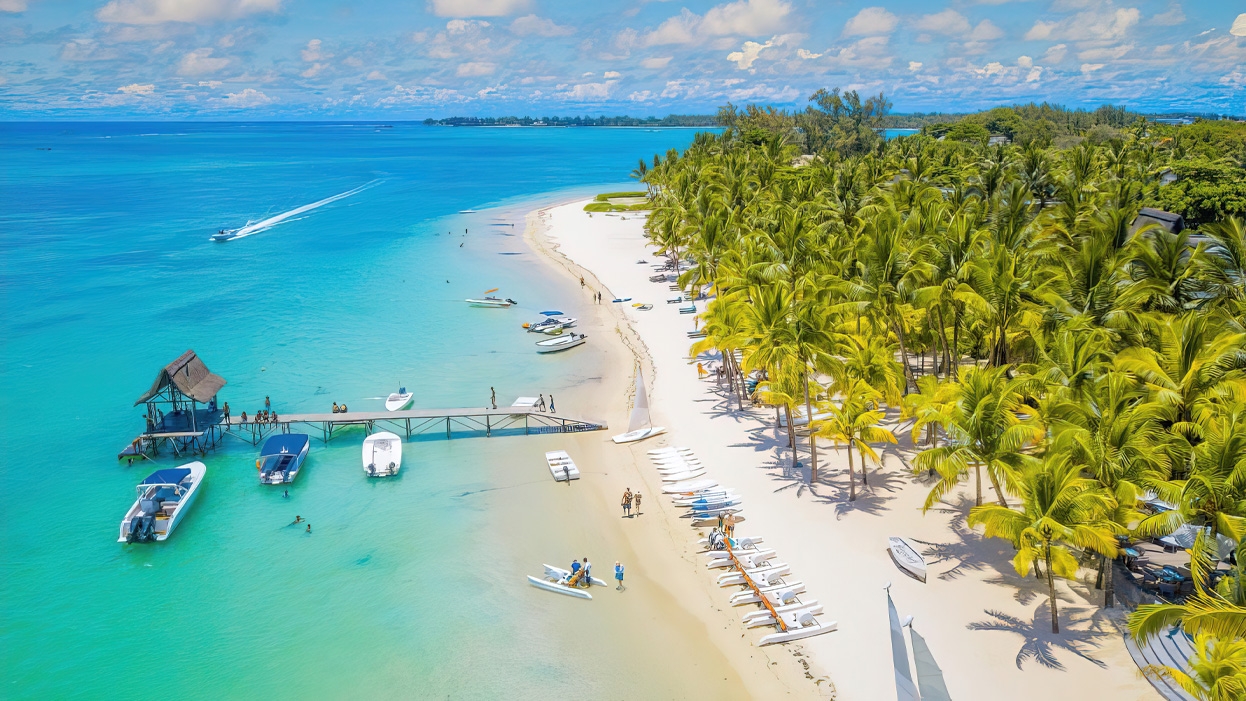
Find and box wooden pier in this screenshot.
[221,406,608,445]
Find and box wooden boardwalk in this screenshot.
[221,406,607,444]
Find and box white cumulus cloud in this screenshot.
[118,83,155,94]
[726,37,779,69]
[843,7,897,37]
[1232,13,1246,37]
[301,39,329,62]
[97,0,281,25]
[641,56,672,68]
[562,81,616,99]
[215,87,272,108]
[177,48,229,76]
[428,0,530,17]
[457,61,497,76]
[509,14,574,37]
[644,0,791,46]
[1,0,28,11]
[1025,7,1140,42]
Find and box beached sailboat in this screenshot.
[363,431,402,477]
[612,368,665,443]
[385,387,414,411]
[535,332,586,353]
[257,434,310,484]
[118,462,206,543]
[888,537,927,583]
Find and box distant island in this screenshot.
[423,115,717,127]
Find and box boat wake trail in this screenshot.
[215,180,378,241]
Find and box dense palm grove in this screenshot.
[638,99,1246,699]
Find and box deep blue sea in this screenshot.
[0,123,707,699]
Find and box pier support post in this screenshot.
[446,417,451,439]
[486,415,491,437]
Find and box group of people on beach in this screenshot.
[565,557,627,591]
[621,488,642,517]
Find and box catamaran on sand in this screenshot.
[527,564,607,599]
[612,367,665,443]
[118,462,206,543]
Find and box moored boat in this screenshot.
[257,434,310,484]
[535,332,587,353]
[363,431,402,477]
[528,563,607,599]
[385,387,414,411]
[466,296,516,308]
[118,462,206,543]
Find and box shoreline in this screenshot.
[528,198,1158,700]
[524,201,827,698]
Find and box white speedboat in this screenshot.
[466,296,516,308]
[385,387,413,411]
[612,368,664,443]
[363,431,402,477]
[535,333,587,353]
[118,462,206,543]
[888,536,927,583]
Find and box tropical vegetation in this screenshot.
[640,87,1246,683]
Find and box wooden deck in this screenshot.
[221,406,608,444]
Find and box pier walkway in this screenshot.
[221,406,608,445]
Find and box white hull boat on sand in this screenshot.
[385,388,414,411]
[758,616,838,646]
[545,450,580,481]
[745,602,824,628]
[118,462,206,543]
[528,564,607,599]
[660,469,706,482]
[888,536,927,583]
[613,368,665,443]
[363,431,402,477]
[730,581,806,606]
[535,333,587,353]
[717,563,789,587]
[663,479,718,494]
[648,447,693,456]
[707,549,776,569]
[700,534,762,549]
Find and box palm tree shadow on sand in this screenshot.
[967,601,1112,671]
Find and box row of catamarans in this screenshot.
[648,446,837,645]
[119,430,403,543]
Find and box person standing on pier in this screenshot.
[537,394,546,412]
[265,396,271,411]
[490,387,497,410]
[549,395,555,413]
[222,402,230,424]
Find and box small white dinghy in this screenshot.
[535,332,587,354]
[613,368,665,443]
[888,536,927,583]
[385,387,413,411]
[545,450,580,481]
[363,431,402,477]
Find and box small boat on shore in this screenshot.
[257,434,310,484]
[528,564,606,599]
[888,536,927,583]
[385,387,414,411]
[662,478,718,494]
[363,431,402,477]
[545,450,580,481]
[535,333,586,353]
[118,462,206,543]
[660,469,706,482]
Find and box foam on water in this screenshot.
[218,180,380,240]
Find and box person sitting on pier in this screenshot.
[332,402,339,413]
[340,403,348,413]
[240,411,248,423]
[270,412,278,424]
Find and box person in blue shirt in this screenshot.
[615,561,625,591]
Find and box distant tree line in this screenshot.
[423,115,717,127]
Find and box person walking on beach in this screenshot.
[490,387,497,410]
[615,561,625,591]
[622,489,633,517]
[633,492,642,516]
[549,395,555,412]
[582,558,592,586]
[580,276,585,288]
[724,513,737,538]
[537,394,546,412]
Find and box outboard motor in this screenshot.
[127,514,155,543]
[506,298,517,305]
[388,461,396,473]
[367,463,376,476]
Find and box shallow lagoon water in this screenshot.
[0,123,705,698]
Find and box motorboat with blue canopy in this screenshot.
[258,434,310,484]
[119,461,206,543]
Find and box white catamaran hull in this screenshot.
[888,536,927,583]
[613,426,666,444]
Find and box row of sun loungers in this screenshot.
[646,446,836,645]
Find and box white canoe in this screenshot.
[612,426,666,444]
[706,549,776,569]
[385,391,413,411]
[758,617,838,646]
[647,446,692,455]
[535,333,587,353]
[660,469,706,482]
[663,479,718,494]
[888,536,927,583]
[545,450,580,481]
[717,562,790,587]
[363,431,402,477]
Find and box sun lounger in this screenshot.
[667,297,683,303]
[687,330,706,338]
[679,305,696,314]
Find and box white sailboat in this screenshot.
[612,367,665,443]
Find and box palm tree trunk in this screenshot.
[1103,555,1115,609]
[974,462,983,506]
[803,370,818,483]
[936,306,952,378]
[986,464,1009,507]
[893,320,915,394]
[953,305,963,380]
[1046,544,1060,634]
[847,443,857,501]
[784,405,797,468]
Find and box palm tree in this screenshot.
[913,365,1043,509]
[968,455,1121,633]
[902,374,956,450]
[813,379,897,500]
[1142,632,1246,701]
[1130,535,1246,648]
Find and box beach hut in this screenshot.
[123,350,226,459]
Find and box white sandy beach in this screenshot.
[532,198,1159,701]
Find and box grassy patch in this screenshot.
[584,201,650,212]
[594,191,647,201]
[584,191,651,212]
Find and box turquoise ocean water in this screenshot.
[0,123,704,698]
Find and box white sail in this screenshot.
[888,590,920,701]
[627,368,651,433]
[909,627,952,701]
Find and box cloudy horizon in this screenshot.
[1,0,1243,119]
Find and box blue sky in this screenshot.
[1,0,1243,118]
